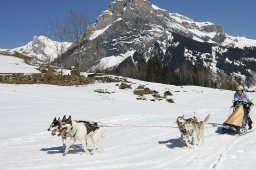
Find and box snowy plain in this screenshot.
[0,55,256,170]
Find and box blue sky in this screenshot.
[0,0,255,48]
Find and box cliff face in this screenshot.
[59,0,256,85]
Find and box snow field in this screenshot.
[0,81,255,170]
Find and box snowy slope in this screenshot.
[0,78,256,169]
[0,54,40,73]
[0,54,74,75]
[89,50,136,71]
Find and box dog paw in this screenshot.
[62,153,66,156]
[188,145,195,149]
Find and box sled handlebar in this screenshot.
[233,100,253,105]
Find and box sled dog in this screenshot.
[176,115,198,146]
[176,114,210,148]
[59,115,105,156]
[48,117,69,149]
[48,117,61,136]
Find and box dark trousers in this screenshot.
[243,104,253,128]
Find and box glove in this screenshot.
[232,100,237,107]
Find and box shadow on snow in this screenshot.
[158,138,186,149]
[40,144,87,154]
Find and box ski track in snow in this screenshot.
[0,82,255,170]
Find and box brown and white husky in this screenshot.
[176,114,210,148]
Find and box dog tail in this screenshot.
[203,114,211,124]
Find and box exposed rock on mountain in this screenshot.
[58,0,256,86]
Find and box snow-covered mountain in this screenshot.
[58,0,256,85]
[0,35,72,63]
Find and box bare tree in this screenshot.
[48,10,88,74]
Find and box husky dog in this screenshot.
[47,116,86,151]
[48,117,69,149]
[48,117,61,136]
[176,116,198,141]
[59,115,105,156]
[176,114,210,148]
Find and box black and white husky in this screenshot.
[48,117,61,136]
[48,117,69,150]
[59,115,105,156]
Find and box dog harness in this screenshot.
[67,127,77,137]
[77,121,100,135]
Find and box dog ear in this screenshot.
[53,117,56,121]
[62,115,66,121]
[57,117,61,121]
[68,115,72,121]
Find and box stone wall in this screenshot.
[0,73,131,86]
[0,73,94,86]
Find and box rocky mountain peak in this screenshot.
[59,0,256,86]
[108,0,152,13]
[92,0,153,30]
[87,0,227,47]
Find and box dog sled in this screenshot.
[222,102,253,135]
